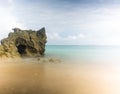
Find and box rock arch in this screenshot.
[15,38,27,56]
[0,27,47,58]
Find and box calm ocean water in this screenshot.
[46,45,120,64]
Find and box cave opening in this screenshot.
[17,45,26,55]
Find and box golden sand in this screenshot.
[0,59,120,94]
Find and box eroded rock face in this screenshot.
[0,27,47,58]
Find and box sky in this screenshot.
[1,0,120,45]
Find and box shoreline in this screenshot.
[0,60,120,94]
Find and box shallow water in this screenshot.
[0,60,120,94]
[46,45,120,64]
[1,45,120,94]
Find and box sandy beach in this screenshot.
[0,59,120,94]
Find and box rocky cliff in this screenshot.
[0,27,47,58]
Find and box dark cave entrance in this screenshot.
[17,45,26,55]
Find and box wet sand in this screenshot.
[0,59,120,94]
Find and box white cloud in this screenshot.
[0,2,25,40]
[78,33,86,39]
[46,32,87,45]
[65,33,86,40]
[8,0,13,3]
[2,1,120,45]
[33,5,120,45]
[47,32,60,40]
[62,6,120,45]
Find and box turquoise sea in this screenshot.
[46,45,120,64]
[1,45,120,94]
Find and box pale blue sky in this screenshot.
[1,0,120,45]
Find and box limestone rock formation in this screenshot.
[0,27,47,58]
